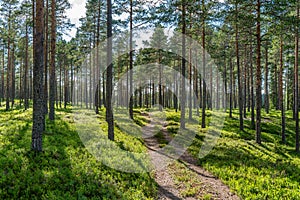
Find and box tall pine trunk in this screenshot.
[229,56,233,118]
[256,0,262,144]
[107,0,114,140]
[6,12,11,111]
[235,2,243,131]
[32,0,45,152]
[24,22,29,110]
[49,0,56,121]
[296,0,299,152]
[279,36,286,143]
[264,46,269,114]
[250,42,255,130]
[129,0,134,119]
[44,0,49,114]
[180,0,186,129]
[201,0,206,128]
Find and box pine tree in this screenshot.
[32,0,45,152]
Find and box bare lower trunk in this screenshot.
[296,0,299,152]
[49,0,56,120]
[180,1,186,129]
[107,0,114,140]
[32,0,45,152]
[256,0,262,144]
[279,36,286,144]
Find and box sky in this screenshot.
[65,0,225,41]
[64,0,87,40]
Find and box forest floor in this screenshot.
[1,105,300,199]
[142,112,240,200]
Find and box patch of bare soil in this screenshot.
[142,113,240,200]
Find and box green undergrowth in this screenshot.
[0,105,156,199]
[168,161,204,199]
[161,108,300,199]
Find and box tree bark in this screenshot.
[44,0,49,114]
[6,11,11,111]
[49,0,56,120]
[296,0,299,152]
[279,36,286,144]
[32,0,45,152]
[235,2,243,130]
[129,0,134,119]
[264,46,269,114]
[180,0,186,129]
[250,42,255,130]
[24,22,29,110]
[95,0,101,114]
[294,0,300,152]
[201,0,206,128]
[229,56,233,118]
[256,0,262,144]
[107,0,114,140]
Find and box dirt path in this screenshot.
[142,113,240,200]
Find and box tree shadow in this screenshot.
[0,110,156,199]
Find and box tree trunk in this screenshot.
[49,0,56,120]
[264,46,269,114]
[107,0,114,140]
[235,2,243,130]
[189,39,193,119]
[279,36,286,144]
[6,12,11,111]
[201,0,206,128]
[44,0,49,114]
[250,42,255,130]
[224,47,227,112]
[243,46,247,118]
[1,48,4,106]
[159,52,163,111]
[229,56,233,118]
[296,0,299,152]
[11,44,15,109]
[180,0,186,129]
[129,0,134,119]
[256,0,262,144]
[95,0,101,114]
[24,23,29,110]
[32,0,45,152]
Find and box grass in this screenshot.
[2,101,300,199]
[0,105,157,199]
[168,161,203,198]
[162,108,300,200]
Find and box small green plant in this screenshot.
[202,193,212,200]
